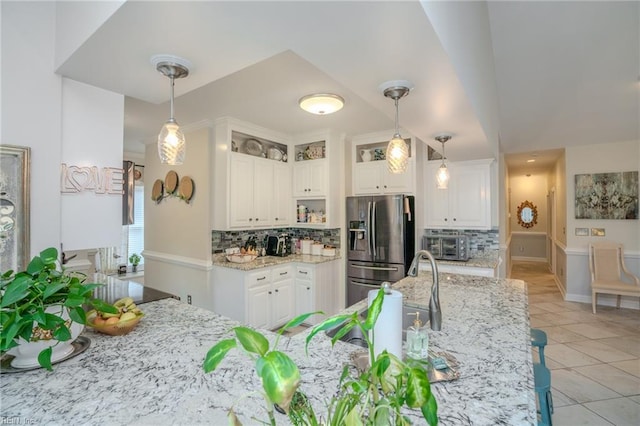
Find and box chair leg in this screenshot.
[539,346,546,367]
[592,292,597,314]
[616,295,621,309]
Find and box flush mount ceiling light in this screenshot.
[381,80,413,174]
[152,54,191,165]
[435,135,452,189]
[298,93,345,115]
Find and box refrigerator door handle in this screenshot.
[367,201,373,256]
[350,280,383,289]
[350,264,399,272]
[371,201,377,257]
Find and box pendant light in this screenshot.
[381,80,413,174]
[153,55,190,165]
[435,135,451,189]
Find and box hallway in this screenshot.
[512,260,640,425]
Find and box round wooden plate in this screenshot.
[151,179,164,201]
[165,170,179,194]
[179,176,194,202]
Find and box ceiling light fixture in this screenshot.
[435,135,452,189]
[152,54,191,165]
[381,80,413,174]
[298,93,345,115]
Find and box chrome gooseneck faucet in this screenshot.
[407,250,442,331]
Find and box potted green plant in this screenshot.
[203,288,438,425]
[0,247,117,370]
[129,253,141,272]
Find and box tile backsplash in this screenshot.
[423,228,499,254]
[212,228,341,253]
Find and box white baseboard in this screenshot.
[511,256,547,262]
[565,292,640,310]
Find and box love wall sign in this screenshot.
[60,163,124,195]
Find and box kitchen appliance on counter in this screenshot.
[346,195,415,306]
[265,234,290,257]
[422,235,470,261]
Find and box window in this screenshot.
[127,184,144,267]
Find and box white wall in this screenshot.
[509,173,548,233]
[60,78,124,250]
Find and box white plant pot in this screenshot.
[6,305,84,368]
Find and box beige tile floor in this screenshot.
[512,260,640,426]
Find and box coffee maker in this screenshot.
[265,233,290,256]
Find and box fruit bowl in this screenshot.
[226,253,257,264]
[86,310,144,336]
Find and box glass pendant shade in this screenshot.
[386,134,409,173]
[158,119,186,165]
[436,163,450,189]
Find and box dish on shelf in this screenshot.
[226,253,258,264]
[268,147,283,161]
[245,139,263,156]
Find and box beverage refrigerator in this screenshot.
[346,194,415,306]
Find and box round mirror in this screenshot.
[517,200,538,228]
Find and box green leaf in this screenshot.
[31,307,46,325]
[53,324,71,341]
[68,306,86,324]
[26,254,46,275]
[405,367,431,409]
[421,393,438,426]
[363,289,385,331]
[38,347,53,371]
[39,247,58,265]
[305,314,352,353]
[42,280,67,300]
[63,294,85,308]
[329,321,357,346]
[277,311,323,335]
[89,299,119,314]
[234,326,269,357]
[78,283,103,296]
[255,351,300,413]
[343,405,363,426]
[43,312,65,329]
[0,319,22,351]
[203,338,237,373]
[0,275,32,307]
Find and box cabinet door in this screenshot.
[229,155,255,228]
[271,278,294,328]
[424,161,450,227]
[247,283,271,329]
[450,164,490,228]
[307,160,326,196]
[383,160,414,193]
[353,162,383,194]
[253,159,273,226]
[273,163,291,225]
[295,279,314,320]
[292,163,309,197]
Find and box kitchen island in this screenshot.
[0,272,535,425]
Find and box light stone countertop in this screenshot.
[436,250,500,269]
[0,271,535,425]
[212,252,341,271]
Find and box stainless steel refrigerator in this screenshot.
[346,194,415,306]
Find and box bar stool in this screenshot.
[534,363,553,426]
[530,328,547,367]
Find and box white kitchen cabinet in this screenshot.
[293,159,326,197]
[294,260,340,325]
[351,130,416,196]
[272,162,292,225]
[213,264,294,330]
[425,159,493,229]
[353,160,414,195]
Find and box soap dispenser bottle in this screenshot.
[406,312,429,360]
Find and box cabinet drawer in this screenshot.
[247,269,272,287]
[296,266,314,280]
[272,266,293,282]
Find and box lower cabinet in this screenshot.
[212,260,340,329]
[294,261,340,325]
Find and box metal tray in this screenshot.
[349,349,460,383]
[1,335,91,374]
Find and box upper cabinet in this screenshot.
[424,159,493,230]
[213,117,292,230]
[351,130,416,195]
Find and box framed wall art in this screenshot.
[0,145,31,272]
[575,171,639,219]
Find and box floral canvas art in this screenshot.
[575,171,638,219]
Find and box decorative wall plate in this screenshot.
[179,176,194,202]
[165,170,179,194]
[151,179,164,202]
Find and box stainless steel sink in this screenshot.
[325,304,429,348]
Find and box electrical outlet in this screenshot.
[187,295,192,304]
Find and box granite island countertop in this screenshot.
[0,272,535,425]
[212,252,341,271]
